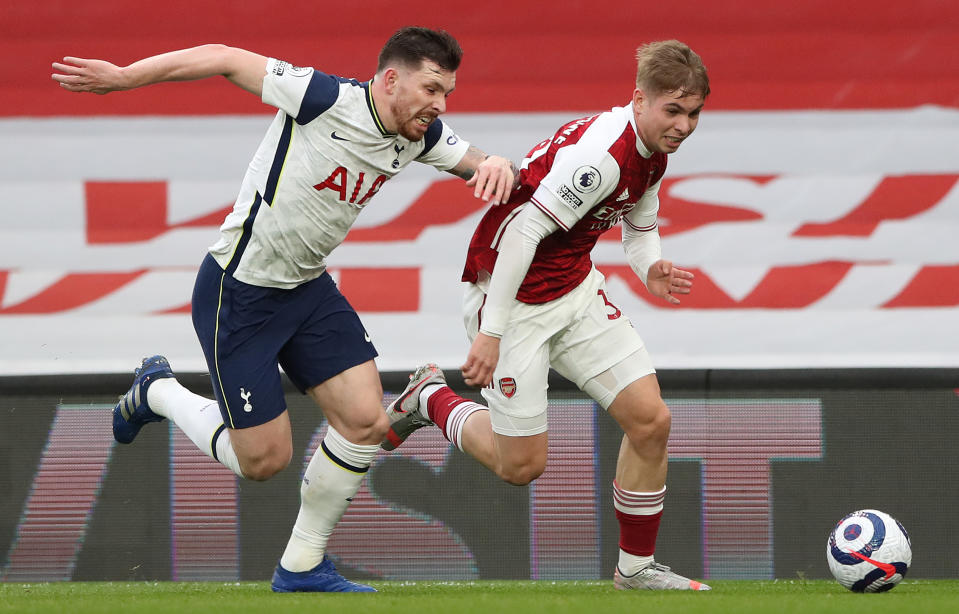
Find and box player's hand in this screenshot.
[646,259,694,305]
[51,57,128,94]
[466,155,514,206]
[461,332,501,388]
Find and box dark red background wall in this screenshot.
[5,0,959,116]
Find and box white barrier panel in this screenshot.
[1,108,958,374]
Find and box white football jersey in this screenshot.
[208,58,470,288]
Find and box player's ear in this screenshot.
[381,67,400,94]
[632,88,646,110]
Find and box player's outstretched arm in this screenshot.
[645,259,694,305]
[51,45,268,97]
[449,145,518,205]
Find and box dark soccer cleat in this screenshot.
[271,557,376,593]
[381,363,446,451]
[614,562,711,591]
[112,355,175,444]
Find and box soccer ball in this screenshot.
[826,509,911,592]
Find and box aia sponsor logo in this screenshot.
[314,166,387,206]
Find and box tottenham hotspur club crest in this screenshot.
[572,165,601,194]
[391,144,405,169]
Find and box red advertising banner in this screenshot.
[5,0,959,116]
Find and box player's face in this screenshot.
[632,88,705,154]
[387,60,456,141]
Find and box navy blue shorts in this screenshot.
[191,254,378,429]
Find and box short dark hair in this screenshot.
[377,26,463,73]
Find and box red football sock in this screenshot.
[614,481,665,556]
[425,386,467,436]
[617,509,662,556]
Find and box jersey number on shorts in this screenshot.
[598,289,622,320]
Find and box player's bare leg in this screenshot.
[607,374,709,590]
[272,360,387,593]
[459,413,547,486]
[226,413,293,480]
[608,375,670,492]
[383,363,546,485]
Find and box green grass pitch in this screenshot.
[3,580,958,614]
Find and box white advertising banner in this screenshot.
[1,107,957,374]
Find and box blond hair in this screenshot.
[635,40,710,98]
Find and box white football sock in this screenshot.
[417,384,444,420]
[446,402,485,452]
[279,427,379,572]
[618,550,655,576]
[147,378,243,477]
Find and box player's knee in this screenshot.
[338,411,390,446]
[497,459,546,486]
[368,412,390,442]
[624,400,671,448]
[238,445,292,481]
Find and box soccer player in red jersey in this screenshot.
[384,40,711,590]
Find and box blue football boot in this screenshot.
[113,355,175,444]
[271,557,376,593]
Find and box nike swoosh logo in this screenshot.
[364,333,371,342]
[847,549,897,579]
[331,131,350,141]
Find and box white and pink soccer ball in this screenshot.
[826,509,911,592]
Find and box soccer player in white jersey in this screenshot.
[52,27,515,592]
[383,40,711,591]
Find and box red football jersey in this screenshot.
[463,104,667,303]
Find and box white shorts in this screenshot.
[463,268,655,437]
